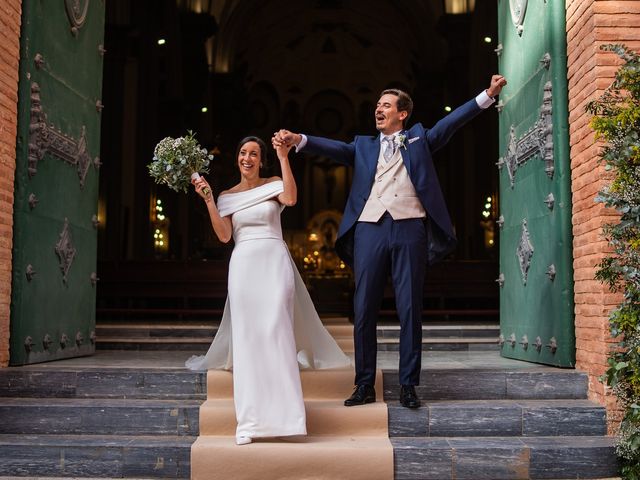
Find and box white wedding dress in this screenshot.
[185,181,351,439]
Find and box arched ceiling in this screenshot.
[210,0,448,106]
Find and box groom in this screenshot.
[273,75,507,408]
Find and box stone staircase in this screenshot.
[384,369,619,479]
[0,367,204,478]
[0,358,619,479]
[95,320,500,351]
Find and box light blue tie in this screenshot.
[382,135,395,162]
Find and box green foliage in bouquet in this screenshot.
[587,44,640,479]
[149,131,212,193]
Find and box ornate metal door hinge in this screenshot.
[28,83,94,188]
[503,82,554,188]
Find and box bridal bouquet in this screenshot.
[149,131,212,194]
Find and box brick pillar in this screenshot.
[0,0,22,368]
[567,0,640,428]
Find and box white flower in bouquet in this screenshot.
[148,130,213,194]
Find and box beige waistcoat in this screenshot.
[358,146,426,222]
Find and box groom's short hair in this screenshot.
[380,88,413,127]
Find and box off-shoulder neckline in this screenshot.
[219,179,282,198]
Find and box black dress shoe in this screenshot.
[400,385,421,409]
[344,384,376,406]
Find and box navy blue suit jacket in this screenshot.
[302,97,484,267]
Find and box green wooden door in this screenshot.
[10,0,105,365]
[497,0,574,366]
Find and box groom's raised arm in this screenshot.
[426,74,506,154]
[273,130,356,167]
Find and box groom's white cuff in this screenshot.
[295,134,308,152]
[475,90,495,109]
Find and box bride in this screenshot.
[186,136,351,445]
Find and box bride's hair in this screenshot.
[236,136,268,170]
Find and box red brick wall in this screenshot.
[0,0,21,368]
[567,0,640,428]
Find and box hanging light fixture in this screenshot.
[444,0,475,14]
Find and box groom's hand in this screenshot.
[272,129,301,149]
[487,74,507,98]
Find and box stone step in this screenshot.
[94,322,500,351]
[0,396,607,439]
[95,337,499,352]
[0,434,192,478]
[0,435,618,480]
[0,367,587,401]
[96,337,212,351]
[96,321,499,339]
[0,398,202,436]
[387,399,606,437]
[378,323,500,339]
[0,397,606,439]
[96,324,216,338]
[0,369,207,399]
[391,436,618,480]
[191,435,394,480]
[378,337,499,351]
[383,369,588,400]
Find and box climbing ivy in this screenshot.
[588,44,640,479]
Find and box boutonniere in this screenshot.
[395,134,407,150]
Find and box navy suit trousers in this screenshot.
[352,213,427,386]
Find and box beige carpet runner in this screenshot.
[191,324,393,479]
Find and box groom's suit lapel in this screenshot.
[399,129,412,175]
[365,136,380,181]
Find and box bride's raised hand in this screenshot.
[192,176,213,202]
[275,141,292,160]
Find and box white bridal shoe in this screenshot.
[236,436,252,445]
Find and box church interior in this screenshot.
[97,0,500,322]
